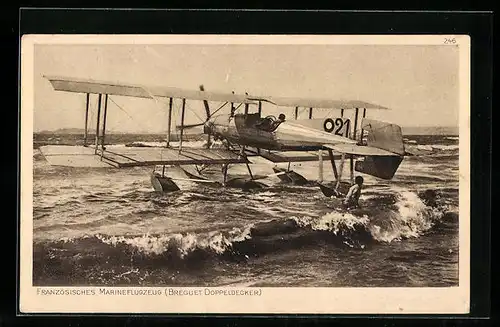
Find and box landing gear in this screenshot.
[224,146,266,191]
[150,154,266,193]
[222,163,229,186]
[317,150,352,198]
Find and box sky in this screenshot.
[33,43,460,133]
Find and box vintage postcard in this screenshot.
[20,34,470,314]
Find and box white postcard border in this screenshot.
[20,34,471,314]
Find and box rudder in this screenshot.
[355,118,405,179]
[355,155,403,179]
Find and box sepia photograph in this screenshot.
[20,34,470,314]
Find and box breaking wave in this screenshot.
[34,190,453,268]
[96,225,253,257]
[292,190,448,244]
[368,191,446,242]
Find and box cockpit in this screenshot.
[254,113,286,132]
[232,111,286,133]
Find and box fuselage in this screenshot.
[204,113,356,150]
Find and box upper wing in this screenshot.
[248,96,390,110]
[45,75,258,104]
[46,76,389,109]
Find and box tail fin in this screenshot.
[355,119,405,179]
[361,118,405,156]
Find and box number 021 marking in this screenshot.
[323,118,350,137]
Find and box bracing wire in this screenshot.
[184,101,204,123]
[210,101,230,118]
[139,87,171,164]
[108,95,169,171]
[108,97,135,121]
[141,86,207,129]
[108,96,157,134]
[140,87,170,149]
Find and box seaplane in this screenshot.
[38,76,407,197]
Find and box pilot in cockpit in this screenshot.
[256,113,286,132]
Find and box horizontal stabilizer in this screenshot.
[322,143,398,157]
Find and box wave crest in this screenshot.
[95,225,253,258]
[292,212,369,234]
[369,191,444,242]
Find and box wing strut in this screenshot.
[349,107,360,183]
[244,92,249,114]
[318,150,324,183]
[101,94,109,158]
[327,149,339,181]
[94,94,102,154]
[360,108,367,145]
[91,93,110,157]
[84,93,90,146]
[179,98,186,153]
[353,108,360,140]
[166,97,173,147]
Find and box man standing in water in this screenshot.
[343,176,364,209]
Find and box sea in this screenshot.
[32,133,460,287]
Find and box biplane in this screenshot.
[39,75,406,196]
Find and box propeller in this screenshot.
[199,85,212,148]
